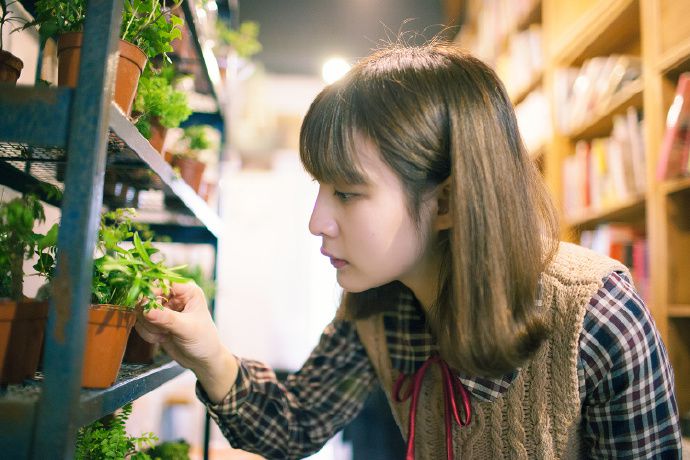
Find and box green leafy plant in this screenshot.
[215,20,261,59]
[0,0,31,51]
[0,194,56,300]
[31,0,183,61]
[75,403,158,460]
[92,208,189,311]
[143,439,191,460]
[121,0,184,61]
[173,125,214,161]
[134,66,192,139]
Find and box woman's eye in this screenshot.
[334,190,357,202]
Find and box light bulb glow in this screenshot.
[322,57,350,84]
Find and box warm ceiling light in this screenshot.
[321,57,350,84]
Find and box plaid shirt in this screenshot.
[198,272,682,459]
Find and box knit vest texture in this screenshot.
[354,242,629,459]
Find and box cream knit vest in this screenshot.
[354,242,629,459]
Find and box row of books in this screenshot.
[656,73,690,181]
[515,89,551,154]
[580,224,649,301]
[553,55,642,135]
[472,0,541,63]
[562,107,645,218]
[496,26,543,101]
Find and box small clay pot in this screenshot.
[0,50,23,85]
[57,32,147,116]
[123,327,159,364]
[0,299,49,384]
[148,117,168,155]
[81,304,136,388]
[172,156,206,193]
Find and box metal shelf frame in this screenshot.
[0,0,224,458]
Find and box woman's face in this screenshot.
[309,134,440,295]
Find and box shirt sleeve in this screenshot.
[196,318,378,459]
[578,271,682,459]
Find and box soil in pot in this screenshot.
[57,32,147,116]
[81,304,136,388]
[0,299,49,384]
[0,50,23,85]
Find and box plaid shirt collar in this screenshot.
[382,287,518,402]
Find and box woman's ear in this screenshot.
[434,178,452,230]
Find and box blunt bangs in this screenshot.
[299,82,369,185]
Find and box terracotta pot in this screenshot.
[172,157,206,193]
[123,327,159,364]
[0,299,49,384]
[148,117,168,155]
[57,32,147,116]
[0,50,23,85]
[81,304,136,388]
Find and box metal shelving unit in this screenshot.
[0,0,225,458]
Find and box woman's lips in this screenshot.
[321,247,348,269]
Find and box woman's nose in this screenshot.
[309,187,338,237]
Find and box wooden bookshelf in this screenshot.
[549,0,639,66]
[565,195,645,228]
[661,176,690,195]
[454,0,690,418]
[510,71,543,106]
[567,80,644,139]
[669,304,690,318]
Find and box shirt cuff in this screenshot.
[195,356,251,415]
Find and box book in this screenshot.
[656,72,690,180]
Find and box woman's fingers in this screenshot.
[134,321,169,344]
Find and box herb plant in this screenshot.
[31,0,183,61]
[0,0,31,51]
[173,125,215,161]
[134,66,192,139]
[0,194,53,300]
[75,403,158,460]
[143,439,191,460]
[92,208,189,311]
[215,20,261,59]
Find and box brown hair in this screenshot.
[299,42,559,378]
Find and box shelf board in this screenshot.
[660,176,690,195]
[567,79,644,140]
[0,104,223,239]
[108,105,224,238]
[669,304,690,318]
[656,36,690,78]
[551,0,639,66]
[510,70,543,106]
[0,359,186,455]
[0,86,74,148]
[565,194,646,228]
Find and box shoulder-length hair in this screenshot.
[299,42,559,378]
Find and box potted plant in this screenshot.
[143,439,191,460]
[133,65,192,156]
[0,194,55,383]
[75,403,158,460]
[0,0,30,84]
[30,0,183,115]
[213,20,261,80]
[171,125,214,193]
[79,208,189,387]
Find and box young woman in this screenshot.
[137,42,682,459]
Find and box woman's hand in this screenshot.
[135,282,238,403]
